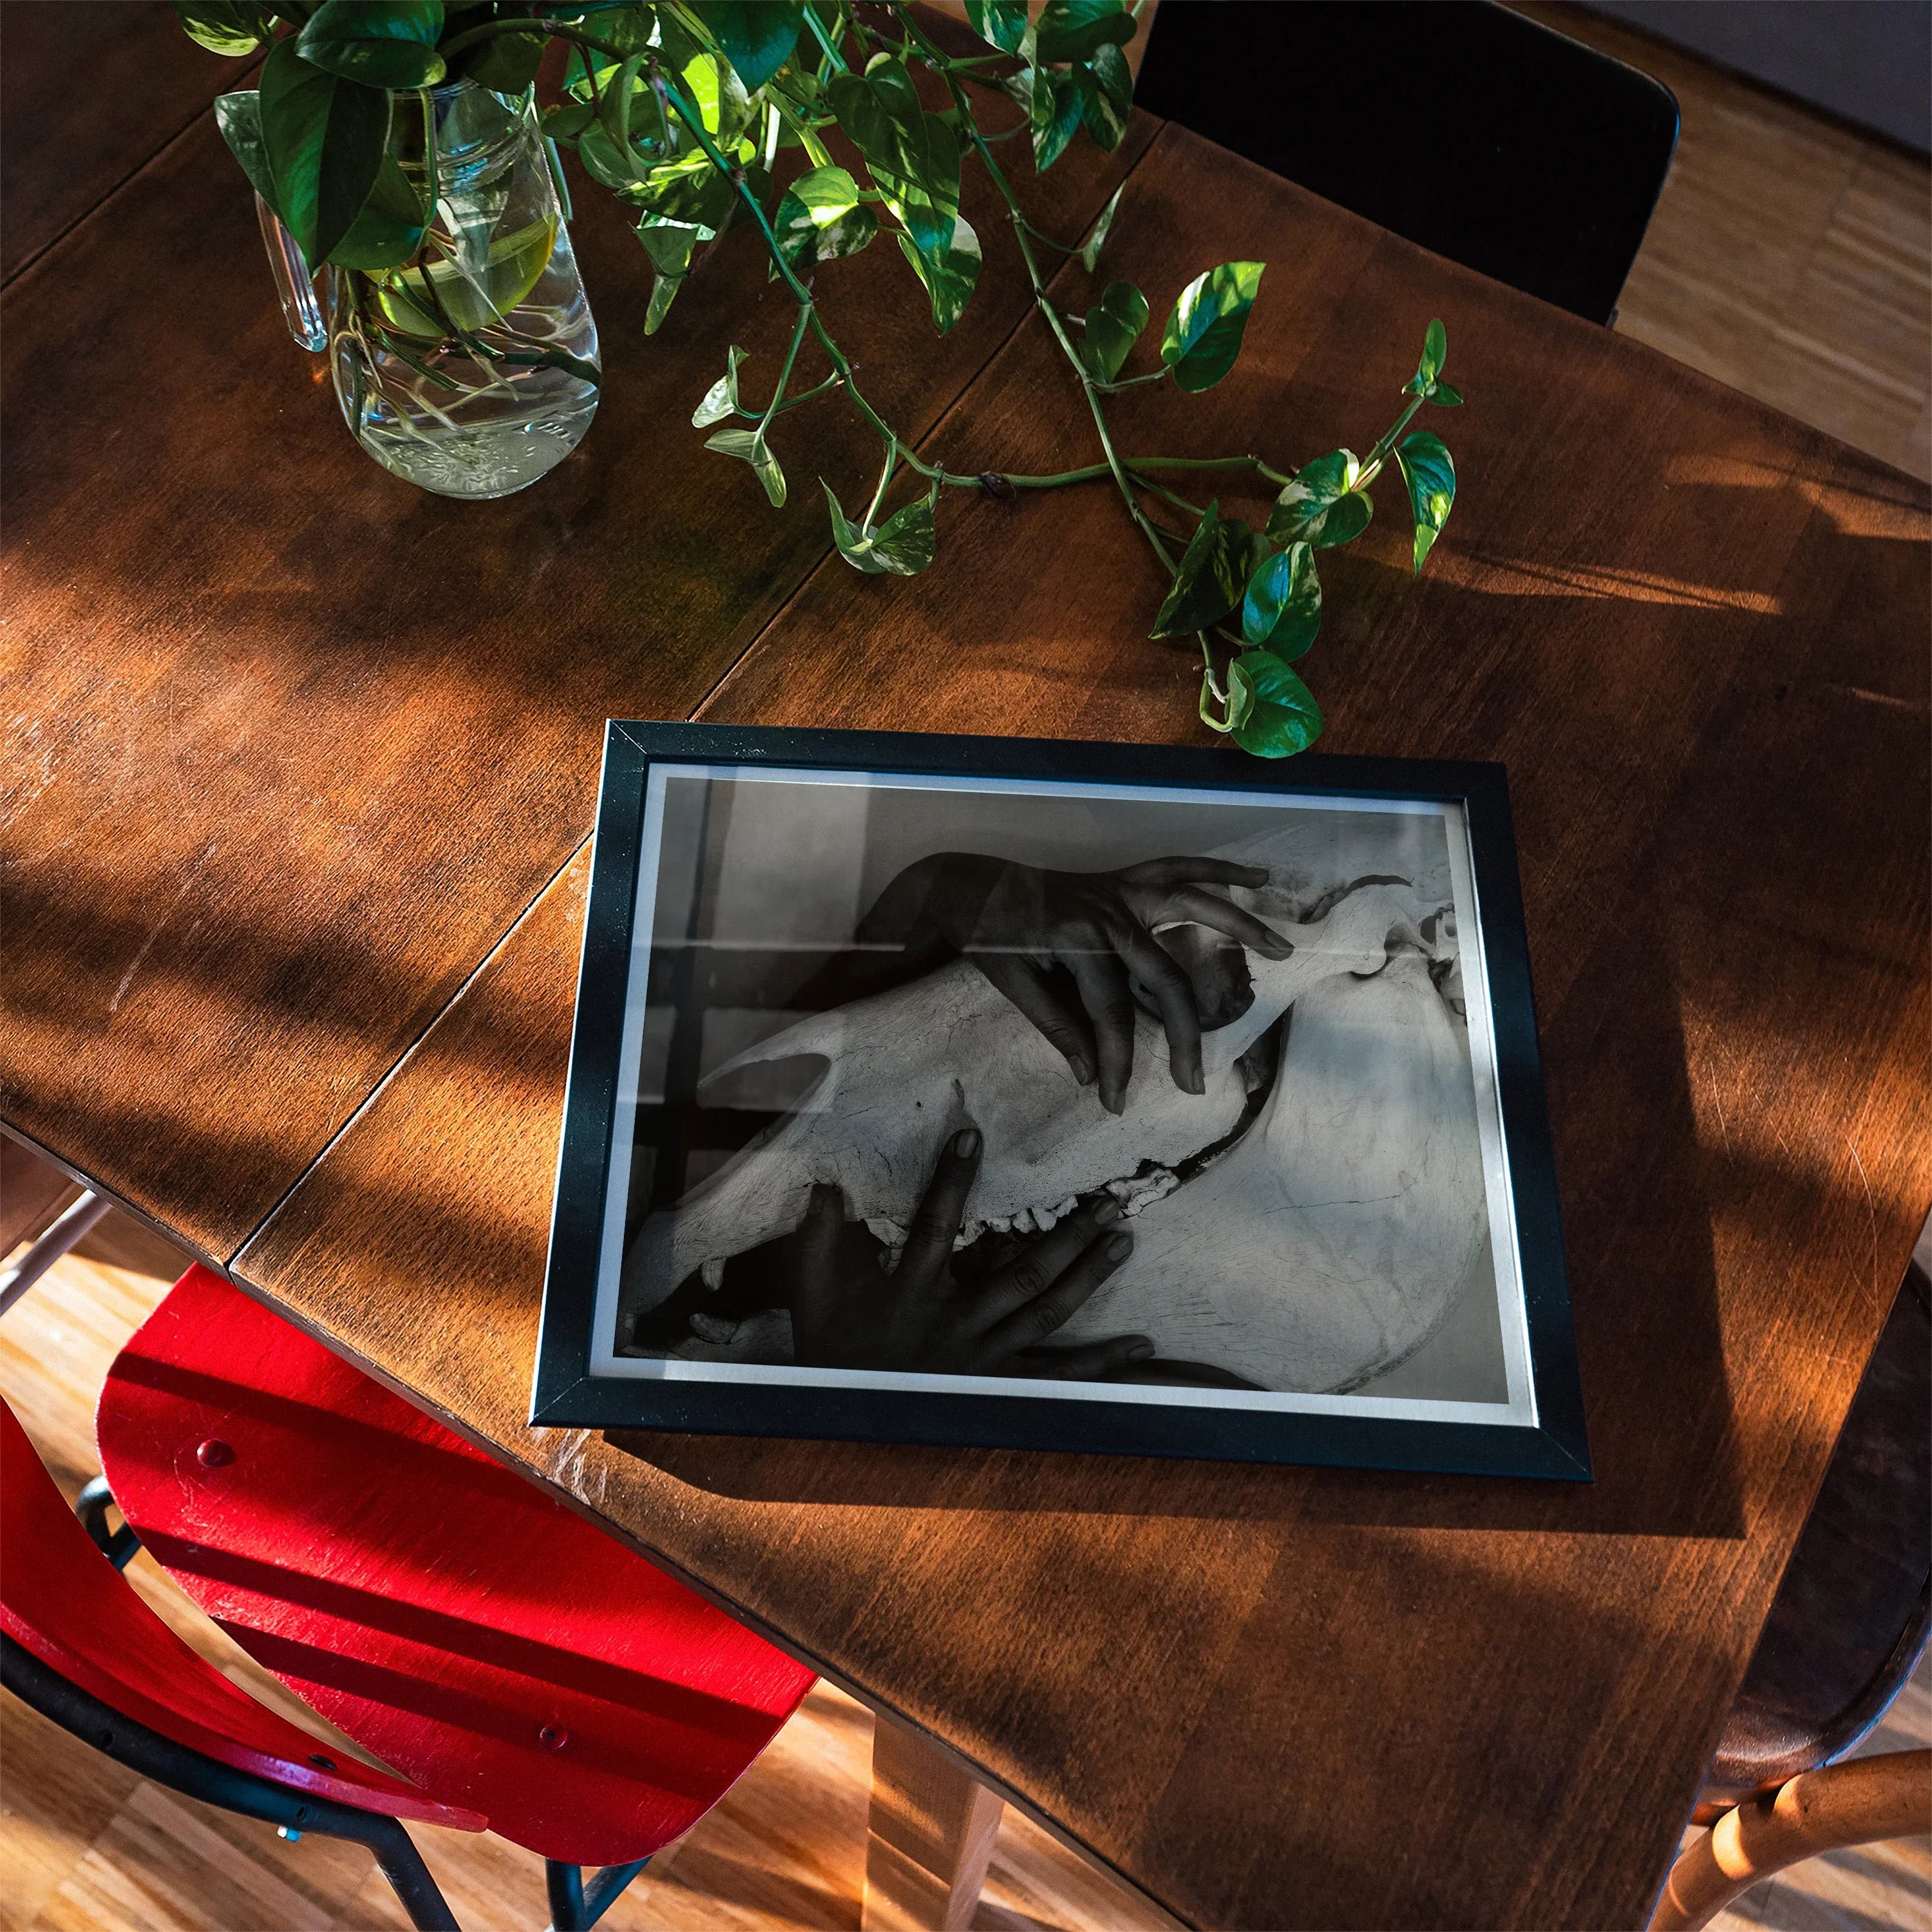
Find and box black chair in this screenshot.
[1133,0,1680,324]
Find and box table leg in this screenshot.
[862,1717,1006,1931]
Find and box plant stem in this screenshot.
[758,301,813,439]
[898,5,1184,570]
[1128,469,1207,518]
[1359,393,1426,486]
[864,443,896,524]
[1091,368,1171,393]
[469,9,1307,554]
[770,372,844,416]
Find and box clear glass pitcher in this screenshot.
[259,82,600,500]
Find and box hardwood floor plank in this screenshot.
[1519,4,1931,480]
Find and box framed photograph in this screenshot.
[533,722,1588,1480]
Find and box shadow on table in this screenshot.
[612,872,1751,1540]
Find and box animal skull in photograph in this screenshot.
[621,836,1488,1397]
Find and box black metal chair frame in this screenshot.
[2,1633,460,1931]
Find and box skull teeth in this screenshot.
[841,1169,1181,1267]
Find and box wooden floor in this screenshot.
[1523,3,1931,481]
[4,19,1930,1932]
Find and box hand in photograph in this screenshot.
[790,1128,1152,1378]
[859,853,1291,1112]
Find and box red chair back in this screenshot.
[97,1266,814,1866]
[0,1395,478,1829]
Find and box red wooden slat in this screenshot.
[0,1394,479,1829]
[97,1267,815,1867]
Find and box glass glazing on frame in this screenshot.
[586,763,1537,1426]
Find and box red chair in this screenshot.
[93,1264,815,1929]
[1,1395,484,1929]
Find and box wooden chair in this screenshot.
[1653,1256,1931,1926]
[1133,0,1680,325]
[91,1264,817,1929]
[1,1394,484,1930]
[1649,1749,1931,1931]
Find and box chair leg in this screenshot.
[367,1819,461,1931]
[545,1859,587,1931]
[582,1860,649,1926]
[75,1475,140,1569]
[862,1717,1005,1932]
[543,1856,648,1931]
[0,1189,108,1317]
[1647,1749,1932,1931]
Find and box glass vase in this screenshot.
[260,82,600,500]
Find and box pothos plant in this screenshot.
[175,0,1461,758]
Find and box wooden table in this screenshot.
[5,9,1927,1927]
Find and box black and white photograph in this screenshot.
[537,726,1587,1475]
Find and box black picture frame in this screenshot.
[533,721,1589,1481]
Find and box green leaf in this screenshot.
[965,0,1029,53]
[1231,650,1323,757]
[1036,0,1135,62]
[171,1,273,56]
[1160,260,1264,393]
[542,99,597,142]
[214,90,279,216]
[828,62,961,258]
[823,484,937,576]
[1150,501,1249,639]
[1029,65,1083,171]
[1418,317,1446,385]
[1200,658,1256,735]
[1072,43,1132,151]
[1404,317,1453,397]
[636,217,705,332]
[1431,380,1464,406]
[328,154,426,269]
[691,0,799,92]
[297,0,446,90]
[1079,279,1148,382]
[620,151,739,227]
[457,28,546,94]
[896,214,981,333]
[1080,181,1122,274]
[1394,431,1455,573]
[1266,449,1372,548]
[707,426,787,507]
[773,163,880,272]
[1240,541,1321,658]
[692,344,747,428]
[259,39,391,269]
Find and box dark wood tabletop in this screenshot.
[5,8,1927,1927]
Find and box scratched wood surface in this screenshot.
[0,21,1148,1263]
[227,127,1931,1929]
